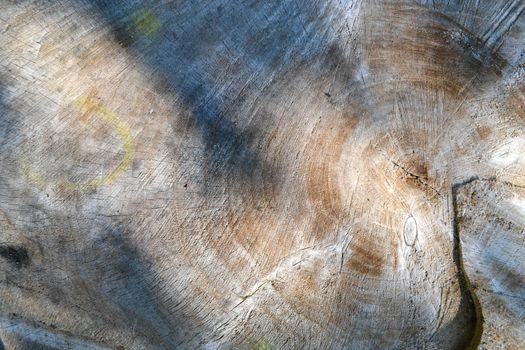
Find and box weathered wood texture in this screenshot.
[1,0,524,349]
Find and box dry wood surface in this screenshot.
[1,1,525,349]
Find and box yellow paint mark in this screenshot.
[21,162,48,189]
[132,9,161,37]
[251,339,272,350]
[22,96,134,191]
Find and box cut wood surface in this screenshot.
[0,1,524,349]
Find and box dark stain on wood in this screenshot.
[407,159,431,187]
[0,244,31,268]
[476,126,492,140]
[111,23,136,48]
[347,234,386,277]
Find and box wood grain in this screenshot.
[1,0,524,349]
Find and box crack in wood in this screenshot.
[451,176,485,350]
